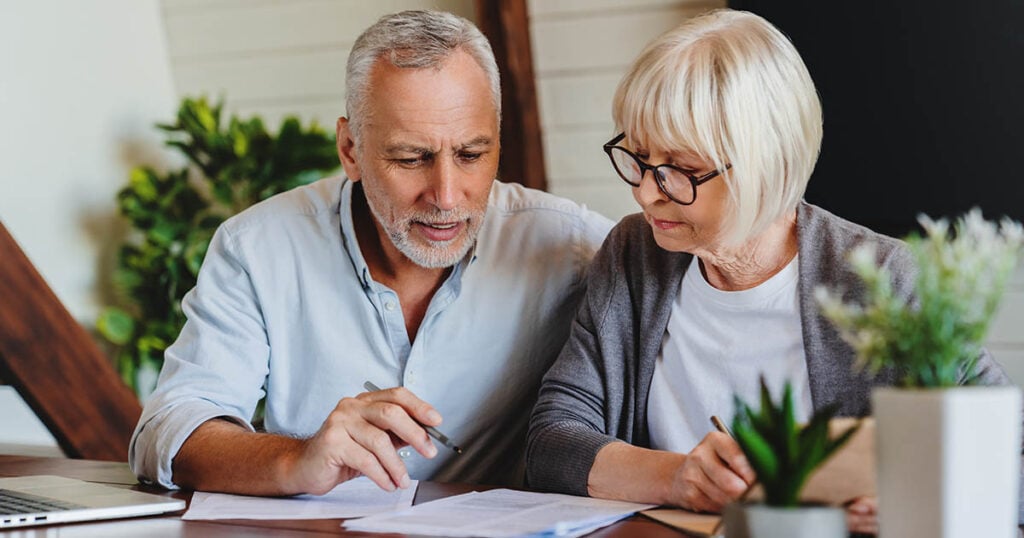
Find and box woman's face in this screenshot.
[629,142,731,254]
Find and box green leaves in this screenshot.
[731,378,859,507]
[97,307,135,346]
[99,95,339,396]
[817,209,1023,387]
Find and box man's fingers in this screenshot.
[360,386,442,426]
[333,431,399,492]
[346,421,412,490]
[362,402,437,458]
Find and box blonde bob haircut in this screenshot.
[612,9,822,245]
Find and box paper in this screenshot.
[800,417,875,504]
[343,488,656,537]
[182,477,417,520]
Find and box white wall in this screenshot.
[0,0,178,454]
[528,0,725,220]
[0,387,61,457]
[0,0,179,324]
[161,0,476,129]
[987,267,1024,385]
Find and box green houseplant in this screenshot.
[722,378,858,538]
[816,209,1022,387]
[816,209,1023,538]
[97,96,339,397]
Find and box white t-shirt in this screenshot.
[647,255,813,453]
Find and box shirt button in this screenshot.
[398,448,413,459]
[384,301,397,311]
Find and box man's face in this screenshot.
[337,50,500,269]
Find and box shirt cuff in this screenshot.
[130,400,255,490]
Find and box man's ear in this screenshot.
[336,117,362,182]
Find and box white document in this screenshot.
[182,477,417,520]
[343,488,656,537]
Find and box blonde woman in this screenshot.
[526,9,1017,534]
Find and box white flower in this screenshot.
[816,208,1022,387]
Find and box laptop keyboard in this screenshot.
[0,489,85,515]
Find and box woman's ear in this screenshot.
[336,117,361,182]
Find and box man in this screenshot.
[128,10,612,496]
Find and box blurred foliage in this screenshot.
[818,209,1023,387]
[97,96,338,397]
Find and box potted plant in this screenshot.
[817,209,1023,538]
[723,378,859,538]
[95,96,339,399]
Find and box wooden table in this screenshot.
[0,455,687,537]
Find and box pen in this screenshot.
[710,415,734,438]
[363,381,463,455]
[709,415,752,492]
[709,415,755,537]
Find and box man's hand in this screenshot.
[668,431,755,513]
[287,386,443,495]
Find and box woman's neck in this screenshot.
[695,211,799,291]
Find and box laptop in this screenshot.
[0,475,185,528]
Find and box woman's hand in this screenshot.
[587,435,753,512]
[667,432,756,513]
[845,496,878,535]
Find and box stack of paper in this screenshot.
[343,488,655,537]
[182,477,417,520]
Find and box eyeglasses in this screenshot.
[603,133,731,205]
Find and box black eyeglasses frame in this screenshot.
[602,132,731,205]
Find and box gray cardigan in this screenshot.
[526,202,1021,519]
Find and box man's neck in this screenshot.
[351,185,450,341]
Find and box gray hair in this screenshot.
[345,10,501,144]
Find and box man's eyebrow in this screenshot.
[383,143,434,155]
[457,136,494,150]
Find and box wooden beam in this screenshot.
[475,0,548,191]
[0,220,141,461]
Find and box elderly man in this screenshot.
[129,10,611,496]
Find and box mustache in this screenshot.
[405,207,481,224]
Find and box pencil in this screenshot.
[709,415,755,537]
[363,381,463,455]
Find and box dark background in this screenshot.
[729,0,1024,237]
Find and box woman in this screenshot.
[525,9,1013,534]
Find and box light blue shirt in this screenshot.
[129,176,612,489]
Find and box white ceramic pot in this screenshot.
[722,503,846,538]
[873,386,1022,538]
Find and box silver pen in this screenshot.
[363,381,463,454]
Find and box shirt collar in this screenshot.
[338,178,373,289]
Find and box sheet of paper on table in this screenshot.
[182,476,417,520]
[343,488,656,537]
